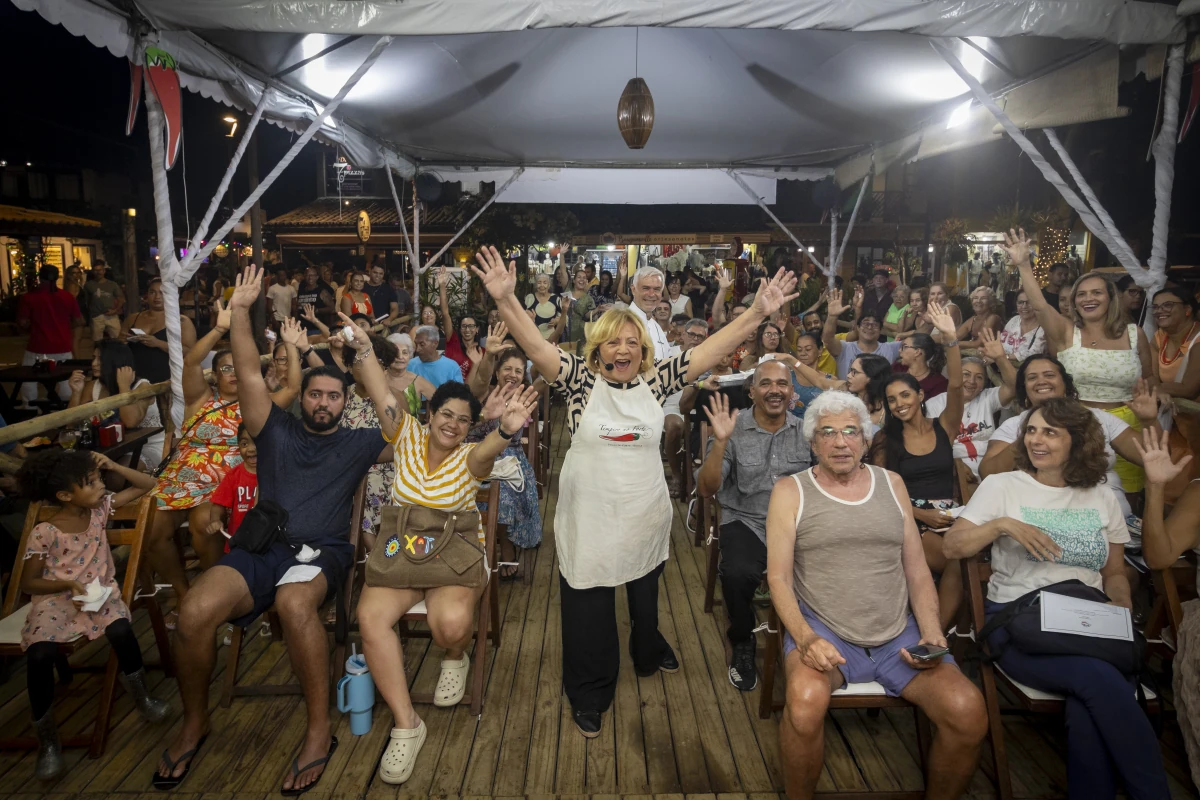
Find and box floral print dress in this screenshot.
[340,391,394,536]
[465,417,542,549]
[21,495,130,650]
[153,395,242,510]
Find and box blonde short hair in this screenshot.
[582,308,655,375]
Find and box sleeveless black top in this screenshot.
[896,423,955,499]
[127,312,171,384]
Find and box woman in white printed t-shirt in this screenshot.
[977,353,1160,519]
[945,399,1169,800]
[998,289,1045,362]
[923,330,1017,480]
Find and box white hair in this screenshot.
[631,266,665,289]
[802,390,872,441]
[388,333,413,352]
[413,325,440,342]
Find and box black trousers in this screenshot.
[27,617,142,720]
[560,561,669,714]
[718,520,767,646]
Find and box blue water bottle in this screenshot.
[336,644,375,735]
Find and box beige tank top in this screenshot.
[791,466,910,647]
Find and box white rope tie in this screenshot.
[1148,44,1185,278]
[705,532,716,546]
[751,622,777,635]
[135,583,172,600]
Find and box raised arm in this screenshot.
[821,288,850,357]
[437,267,455,337]
[114,366,152,430]
[1000,228,1072,349]
[697,393,737,498]
[978,438,1015,479]
[466,385,540,478]
[471,247,562,381]
[1136,428,1199,569]
[227,265,273,437]
[792,359,843,391]
[978,327,1018,406]
[928,302,964,439]
[615,255,632,304]
[93,452,157,509]
[270,317,305,409]
[182,301,230,407]
[712,267,732,328]
[342,312,402,442]
[686,268,798,382]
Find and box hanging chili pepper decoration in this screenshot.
[126,61,143,137]
[144,46,183,170]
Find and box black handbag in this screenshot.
[978,579,1146,676]
[228,500,289,554]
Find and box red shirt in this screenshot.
[443,331,478,381]
[210,463,258,552]
[18,284,80,354]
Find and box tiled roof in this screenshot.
[0,204,101,227]
[266,197,486,230]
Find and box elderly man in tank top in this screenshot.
[696,359,810,693]
[765,390,987,800]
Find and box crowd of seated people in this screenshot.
[10,232,1200,800]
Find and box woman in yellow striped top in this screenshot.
[338,312,538,786]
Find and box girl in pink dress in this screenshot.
[16,449,170,781]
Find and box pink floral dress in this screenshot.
[20,495,130,650]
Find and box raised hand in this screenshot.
[470,246,517,300]
[229,264,263,310]
[999,227,1033,267]
[751,268,800,319]
[717,267,733,291]
[68,370,86,395]
[91,451,116,471]
[213,298,232,331]
[978,326,1006,362]
[703,392,740,442]
[481,381,518,421]
[926,301,958,339]
[1129,378,1160,422]
[486,319,509,347]
[115,365,135,392]
[499,383,540,435]
[1133,427,1193,485]
[335,311,372,353]
[300,303,318,323]
[280,317,305,347]
[436,265,449,290]
[852,286,864,312]
[826,288,848,317]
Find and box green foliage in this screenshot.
[418,268,490,326]
[459,205,580,253]
[933,218,975,265]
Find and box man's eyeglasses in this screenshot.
[685,330,707,340]
[858,321,880,330]
[815,426,862,441]
[1151,302,1182,313]
[1016,300,1032,307]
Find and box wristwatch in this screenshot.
[300,347,314,359]
[498,424,522,441]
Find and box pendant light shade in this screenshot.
[617,77,655,150]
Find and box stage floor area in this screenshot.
[0,408,1195,799]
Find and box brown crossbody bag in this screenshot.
[364,504,487,589]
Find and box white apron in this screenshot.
[555,377,672,589]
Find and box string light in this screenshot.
[1035,226,1069,282]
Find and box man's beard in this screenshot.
[301,405,344,432]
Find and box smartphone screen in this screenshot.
[130,328,146,336]
[908,645,948,661]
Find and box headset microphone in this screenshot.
[603,362,615,371]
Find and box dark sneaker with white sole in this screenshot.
[573,709,602,738]
[728,639,758,692]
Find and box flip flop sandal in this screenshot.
[151,733,207,790]
[280,736,339,797]
[433,653,470,707]
[377,721,427,785]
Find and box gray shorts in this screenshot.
[783,608,954,697]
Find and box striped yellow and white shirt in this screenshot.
[388,413,484,544]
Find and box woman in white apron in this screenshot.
[473,246,798,737]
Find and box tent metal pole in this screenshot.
[420,168,525,273]
[931,40,1150,288]
[1148,44,1184,277]
[834,174,871,277]
[414,197,421,307]
[181,88,270,272]
[829,209,838,275]
[188,35,393,269]
[385,167,417,267]
[726,170,825,275]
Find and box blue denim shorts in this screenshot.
[783,608,955,697]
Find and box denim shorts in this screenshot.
[219,539,351,627]
[783,608,955,697]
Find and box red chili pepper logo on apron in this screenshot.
[599,433,641,442]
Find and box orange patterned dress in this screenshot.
[153,395,242,510]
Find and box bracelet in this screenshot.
[498,424,521,440]
[300,347,314,359]
[944,339,960,348]
[352,348,373,364]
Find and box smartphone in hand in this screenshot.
[907,645,949,662]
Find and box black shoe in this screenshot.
[631,634,681,677]
[728,639,758,692]
[573,709,602,738]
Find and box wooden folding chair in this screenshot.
[690,418,713,547]
[524,391,542,499]
[399,480,503,716]
[757,604,932,799]
[1143,558,1191,661]
[220,479,367,706]
[536,380,552,490]
[961,553,1159,800]
[0,496,174,758]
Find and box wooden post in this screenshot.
[123,209,140,313]
[248,129,267,336]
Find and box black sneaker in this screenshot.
[573,709,602,738]
[728,639,758,692]
[631,632,680,676]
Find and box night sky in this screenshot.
[1,2,1196,265]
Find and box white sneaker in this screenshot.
[378,720,426,784]
[221,624,233,647]
[259,620,273,639]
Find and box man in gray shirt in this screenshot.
[83,260,125,341]
[697,358,810,691]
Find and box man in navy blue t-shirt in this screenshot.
[156,265,390,794]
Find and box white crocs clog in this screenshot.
[433,653,470,707]
[378,720,426,785]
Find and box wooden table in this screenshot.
[0,359,92,417]
[92,425,163,470]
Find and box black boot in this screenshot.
[119,668,170,722]
[33,710,63,781]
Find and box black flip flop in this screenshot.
[280,735,338,796]
[151,733,207,790]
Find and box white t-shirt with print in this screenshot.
[266,284,297,322]
[960,471,1128,603]
[989,406,1131,517]
[925,387,1005,476]
[999,316,1046,361]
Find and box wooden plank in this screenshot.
[638,665,679,791]
[852,708,924,791]
[613,551,650,796]
[830,709,901,792]
[523,525,566,792]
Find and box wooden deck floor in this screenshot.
[0,408,1196,799]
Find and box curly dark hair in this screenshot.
[17,450,98,503]
[1012,398,1109,488]
[368,335,398,368]
[855,353,893,413]
[1014,354,1078,409]
[430,380,482,422]
[492,347,529,385]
